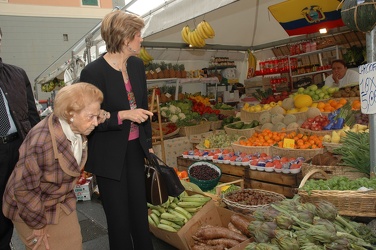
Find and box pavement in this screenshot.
[11,193,178,250]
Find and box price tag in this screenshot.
[283,138,295,149]
[359,63,376,114]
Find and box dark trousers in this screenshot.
[96,139,153,250]
[0,137,22,250]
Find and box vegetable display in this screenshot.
[147,191,211,232]
[245,196,376,249]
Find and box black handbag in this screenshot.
[145,153,185,205]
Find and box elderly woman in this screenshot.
[80,10,154,249]
[2,83,105,250]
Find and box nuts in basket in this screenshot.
[224,189,284,206]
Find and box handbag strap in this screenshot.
[149,153,170,169]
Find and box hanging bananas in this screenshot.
[196,20,215,39]
[181,20,215,48]
[181,25,190,44]
[247,49,257,79]
[139,47,153,65]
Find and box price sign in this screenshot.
[359,63,376,114]
[283,138,295,149]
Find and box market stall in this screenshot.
[31,0,376,249]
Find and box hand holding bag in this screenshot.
[145,153,185,205]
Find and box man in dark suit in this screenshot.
[0,27,40,250]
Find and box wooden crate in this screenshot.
[244,168,302,198]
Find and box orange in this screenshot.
[339,98,347,105]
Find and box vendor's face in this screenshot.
[70,101,101,135]
[331,62,347,79]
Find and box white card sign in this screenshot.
[359,63,376,114]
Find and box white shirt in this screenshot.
[325,69,359,88]
[59,118,83,164]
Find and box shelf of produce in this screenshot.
[244,168,302,198]
[177,156,244,183]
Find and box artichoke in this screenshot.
[305,224,338,243]
[275,214,294,230]
[300,242,325,250]
[325,237,351,250]
[316,200,337,221]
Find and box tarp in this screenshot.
[268,0,344,36]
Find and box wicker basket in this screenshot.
[151,122,180,140]
[298,128,341,136]
[222,189,286,216]
[224,121,256,138]
[178,122,211,137]
[270,145,324,160]
[322,142,342,153]
[301,161,369,180]
[210,120,223,131]
[298,169,376,217]
[240,109,268,122]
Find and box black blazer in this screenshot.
[80,55,152,180]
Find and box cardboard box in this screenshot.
[223,90,240,103]
[149,199,216,250]
[74,177,94,201]
[184,206,252,250]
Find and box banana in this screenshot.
[167,209,188,223]
[150,213,160,226]
[179,191,188,198]
[147,203,166,214]
[148,215,156,226]
[196,22,208,39]
[157,223,177,232]
[169,202,177,209]
[187,31,196,47]
[182,206,202,213]
[141,47,153,62]
[200,20,215,38]
[180,196,211,203]
[177,201,205,208]
[151,209,161,217]
[160,219,182,230]
[195,31,206,47]
[160,212,185,223]
[175,206,192,220]
[247,49,257,78]
[181,25,190,44]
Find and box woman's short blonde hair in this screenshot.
[54,82,103,121]
[101,10,145,53]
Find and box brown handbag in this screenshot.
[145,162,168,205]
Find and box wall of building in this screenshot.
[0,0,114,100]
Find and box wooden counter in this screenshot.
[177,156,302,198]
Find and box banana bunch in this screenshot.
[196,20,215,39]
[147,192,211,232]
[246,49,257,79]
[181,20,215,48]
[139,47,153,65]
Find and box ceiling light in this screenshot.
[319,28,327,34]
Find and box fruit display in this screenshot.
[147,192,211,232]
[181,20,215,48]
[257,108,300,132]
[139,47,154,65]
[196,133,239,149]
[332,84,360,98]
[251,88,290,104]
[291,84,338,101]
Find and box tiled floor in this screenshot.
[11,193,177,250]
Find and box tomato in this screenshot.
[290,163,301,169]
[265,162,274,168]
[179,170,188,179]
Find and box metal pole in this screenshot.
[366,29,376,177]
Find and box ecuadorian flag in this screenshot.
[268,0,344,36]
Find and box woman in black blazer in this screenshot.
[80,10,154,250]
